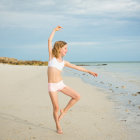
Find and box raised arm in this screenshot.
[65,61,98,77]
[48,26,63,60]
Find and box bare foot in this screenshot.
[56,124,63,134]
[56,122,63,134]
[58,109,66,121]
[56,129,63,134]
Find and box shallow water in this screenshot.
[62,61,140,131]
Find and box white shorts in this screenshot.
[48,80,66,92]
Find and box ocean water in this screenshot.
[63,61,140,130]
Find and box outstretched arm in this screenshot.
[48,26,63,60]
[65,61,98,77]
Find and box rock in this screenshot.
[120,120,127,122]
[28,127,32,129]
[108,83,112,86]
[132,93,137,96]
[109,89,114,92]
[125,109,129,112]
[97,64,107,66]
[131,92,140,96]
[128,100,132,104]
[121,86,125,88]
[77,64,89,66]
[138,106,140,109]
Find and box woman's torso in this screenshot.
[47,56,65,83]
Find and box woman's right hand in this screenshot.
[88,71,98,77]
[54,25,63,31]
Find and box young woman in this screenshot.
[47,25,98,134]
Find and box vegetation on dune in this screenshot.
[0,57,48,66]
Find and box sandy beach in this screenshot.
[0,64,139,140]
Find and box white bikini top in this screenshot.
[48,57,65,71]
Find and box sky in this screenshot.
[0,0,140,62]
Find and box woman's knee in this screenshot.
[53,105,59,112]
[75,94,81,101]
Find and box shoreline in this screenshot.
[63,74,140,139]
[63,63,140,131]
[0,64,139,139]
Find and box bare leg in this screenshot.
[49,91,63,134]
[58,86,80,121]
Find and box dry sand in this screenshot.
[0,64,138,140]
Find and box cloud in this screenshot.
[0,11,64,28]
[69,41,100,46]
[112,39,140,43]
[1,0,140,16]
[0,0,140,29]
[36,0,55,6]
[78,0,140,17]
[0,41,100,49]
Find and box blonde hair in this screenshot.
[52,41,67,58]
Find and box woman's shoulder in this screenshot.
[64,60,69,66]
[49,54,55,61]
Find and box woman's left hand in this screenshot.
[88,71,98,77]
